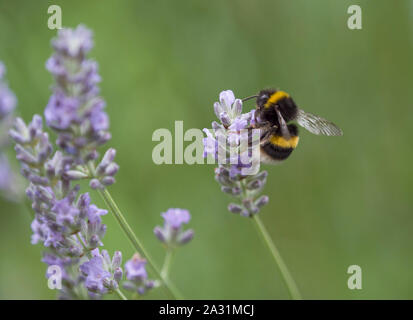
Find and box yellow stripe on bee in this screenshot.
[269,135,299,149]
[264,91,290,108]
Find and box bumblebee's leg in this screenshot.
[247,123,272,146]
[259,126,277,145]
[253,120,272,129]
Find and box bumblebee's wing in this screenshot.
[296,109,343,136]
[276,109,291,139]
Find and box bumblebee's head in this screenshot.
[256,89,276,110]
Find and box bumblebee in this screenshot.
[244,88,343,163]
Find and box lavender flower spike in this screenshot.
[10,115,121,299]
[203,90,269,217]
[39,25,181,299]
[44,25,117,190]
[204,91,302,300]
[0,61,16,121]
[0,61,21,201]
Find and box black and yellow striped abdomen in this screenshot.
[260,125,299,163]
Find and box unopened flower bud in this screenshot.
[240,209,250,217]
[211,121,221,131]
[69,245,83,257]
[255,195,269,208]
[228,203,243,214]
[219,112,231,126]
[231,187,242,195]
[214,102,223,119]
[105,163,119,176]
[89,234,100,249]
[221,186,233,194]
[64,170,89,180]
[101,176,115,186]
[112,251,122,269]
[247,179,262,190]
[100,148,116,168]
[177,229,194,245]
[232,99,242,116]
[114,267,123,283]
[153,226,166,243]
[90,179,103,190]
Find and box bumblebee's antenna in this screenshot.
[242,95,258,102]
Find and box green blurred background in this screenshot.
[0,0,412,299]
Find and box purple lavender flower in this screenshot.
[0,61,21,201]
[10,26,125,300]
[123,253,155,295]
[0,62,16,120]
[0,156,12,191]
[44,25,116,188]
[162,208,190,229]
[204,90,259,177]
[204,90,269,217]
[89,148,118,190]
[229,117,248,131]
[10,113,120,299]
[53,196,81,228]
[0,62,5,79]
[79,248,122,294]
[202,128,219,159]
[43,253,77,285]
[9,26,127,300]
[154,208,194,247]
[125,254,148,281]
[80,255,112,294]
[44,91,79,130]
[51,25,93,57]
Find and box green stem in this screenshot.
[161,250,174,280]
[115,288,128,300]
[97,188,183,300]
[252,215,302,300]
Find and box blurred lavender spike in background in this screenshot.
[6,26,125,300]
[0,61,22,201]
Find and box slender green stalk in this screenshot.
[161,250,174,280]
[97,188,183,300]
[115,288,128,300]
[252,215,302,300]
